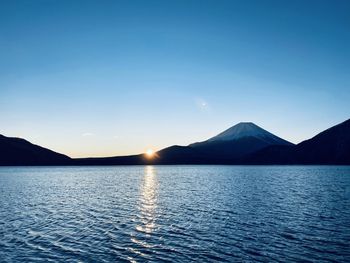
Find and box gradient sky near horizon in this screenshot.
[1,0,349,157]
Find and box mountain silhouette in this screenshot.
[245,118,350,164]
[1,119,349,165]
[0,135,71,165]
[189,122,293,160]
[75,146,211,165]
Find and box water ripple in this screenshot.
[0,165,349,262]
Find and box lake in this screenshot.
[0,166,349,262]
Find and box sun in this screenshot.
[145,149,154,158]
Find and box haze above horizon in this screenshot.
[1,0,349,157]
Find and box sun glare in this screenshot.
[146,149,154,158]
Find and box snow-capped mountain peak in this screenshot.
[207,122,290,144]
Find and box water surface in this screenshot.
[0,166,349,262]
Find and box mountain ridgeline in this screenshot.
[1,119,349,166]
[246,118,350,164]
[0,135,71,166]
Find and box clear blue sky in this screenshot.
[1,0,349,157]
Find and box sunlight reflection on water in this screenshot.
[129,166,158,261]
[137,166,158,234]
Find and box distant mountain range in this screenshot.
[1,119,349,166]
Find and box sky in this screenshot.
[0,0,349,158]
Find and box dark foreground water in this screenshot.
[0,166,349,262]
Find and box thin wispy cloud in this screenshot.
[82,132,94,137]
